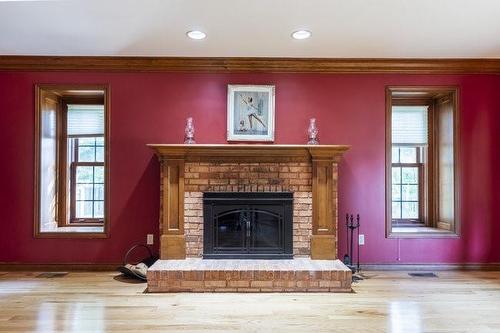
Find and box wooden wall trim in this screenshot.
[0,263,121,271]
[360,263,500,271]
[1,56,500,73]
[2,262,498,272]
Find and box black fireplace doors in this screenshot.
[203,192,293,259]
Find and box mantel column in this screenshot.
[310,157,339,260]
[160,158,186,259]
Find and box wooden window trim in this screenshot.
[386,86,460,238]
[34,84,110,238]
[56,100,68,227]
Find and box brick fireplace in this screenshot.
[147,144,352,292]
[184,161,313,257]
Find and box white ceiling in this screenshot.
[1,0,500,58]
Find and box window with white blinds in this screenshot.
[67,104,104,136]
[392,106,428,145]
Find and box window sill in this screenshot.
[388,226,459,239]
[66,222,104,227]
[36,225,107,238]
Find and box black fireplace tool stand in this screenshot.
[343,213,364,282]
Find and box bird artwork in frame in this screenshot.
[227,85,275,142]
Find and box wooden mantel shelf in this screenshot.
[148,143,350,260]
[148,144,350,163]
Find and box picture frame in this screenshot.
[227,84,275,142]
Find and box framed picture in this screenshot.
[227,84,275,142]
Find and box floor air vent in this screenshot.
[36,272,68,278]
[408,272,437,278]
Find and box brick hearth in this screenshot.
[147,259,352,293]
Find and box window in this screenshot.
[386,87,460,237]
[35,85,109,237]
[68,105,105,224]
[391,146,424,224]
[391,106,428,225]
[70,133,105,224]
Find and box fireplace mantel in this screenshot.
[148,144,349,163]
[149,144,350,260]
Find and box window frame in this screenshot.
[69,137,105,226]
[34,84,110,238]
[385,86,460,238]
[391,147,425,226]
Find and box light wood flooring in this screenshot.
[0,270,499,332]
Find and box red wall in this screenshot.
[1,71,499,264]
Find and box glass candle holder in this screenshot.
[184,117,195,144]
[307,118,319,144]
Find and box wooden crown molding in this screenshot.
[148,144,350,163]
[1,56,500,73]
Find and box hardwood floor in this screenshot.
[0,270,499,332]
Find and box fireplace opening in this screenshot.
[203,192,293,259]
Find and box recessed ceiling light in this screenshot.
[291,30,312,40]
[186,30,207,40]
